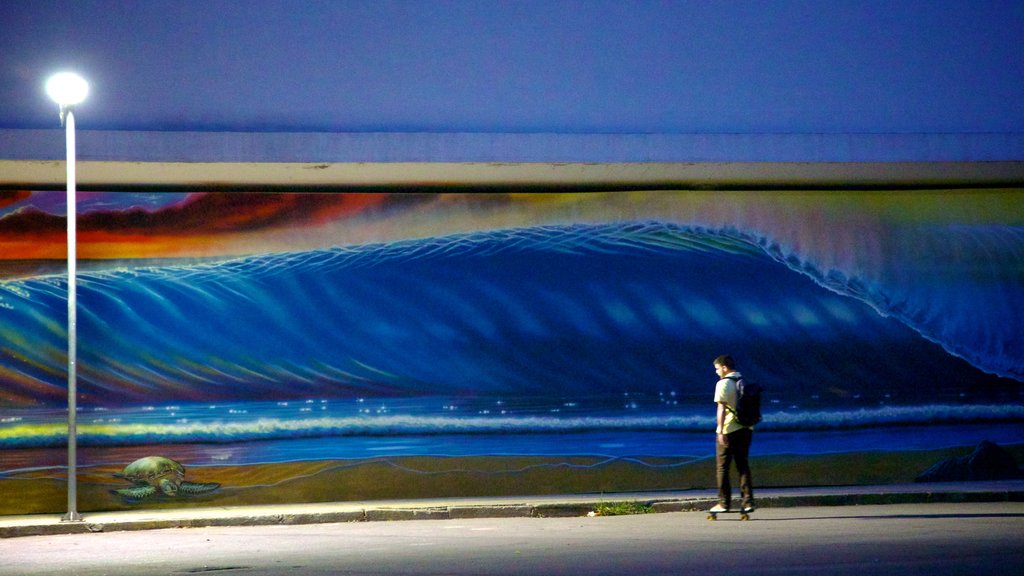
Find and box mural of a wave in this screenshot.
[0,221,1019,407]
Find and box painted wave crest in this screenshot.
[753,224,1024,380]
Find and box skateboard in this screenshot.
[706,508,752,521]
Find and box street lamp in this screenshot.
[46,71,88,523]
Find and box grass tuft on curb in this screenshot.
[592,501,654,516]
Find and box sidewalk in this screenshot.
[3,480,1023,538]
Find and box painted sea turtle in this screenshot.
[112,456,220,501]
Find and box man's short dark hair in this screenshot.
[714,355,735,369]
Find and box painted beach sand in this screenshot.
[3,438,1023,516]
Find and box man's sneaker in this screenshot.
[709,503,729,513]
[741,505,755,514]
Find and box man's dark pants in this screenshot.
[716,427,754,509]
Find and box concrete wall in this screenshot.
[3,129,1023,189]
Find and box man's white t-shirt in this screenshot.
[714,371,745,435]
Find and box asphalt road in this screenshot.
[3,503,1023,576]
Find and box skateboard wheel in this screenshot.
[707,513,716,520]
[740,513,750,521]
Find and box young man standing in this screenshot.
[711,354,754,513]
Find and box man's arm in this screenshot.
[717,401,727,443]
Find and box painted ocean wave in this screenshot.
[0,221,1020,407]
[753,224,1024,381]
[4,404,1024,449]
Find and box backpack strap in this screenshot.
[722,375,751,427]
[722,375,741,417]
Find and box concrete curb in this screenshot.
[3,484,1023,539]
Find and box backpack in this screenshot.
[726,376,762,428]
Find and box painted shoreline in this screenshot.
[2,444,1021,516]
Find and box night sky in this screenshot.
[2,0,1023,134]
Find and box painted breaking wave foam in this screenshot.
[3,404,1023,449]
[752,223,1024,381]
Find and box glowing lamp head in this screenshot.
[46,72,89,107]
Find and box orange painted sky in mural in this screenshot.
[0,192,398,260]
[2,189,1021,263]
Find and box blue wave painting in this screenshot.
[1,220,1021,465]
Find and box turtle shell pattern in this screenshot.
[113,456,220,501]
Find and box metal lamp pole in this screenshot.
[46,72,88,523]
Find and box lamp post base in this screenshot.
[61,511,84,523]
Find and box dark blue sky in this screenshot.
[2,0,1023,133]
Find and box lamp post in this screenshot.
[46,71,88,523]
